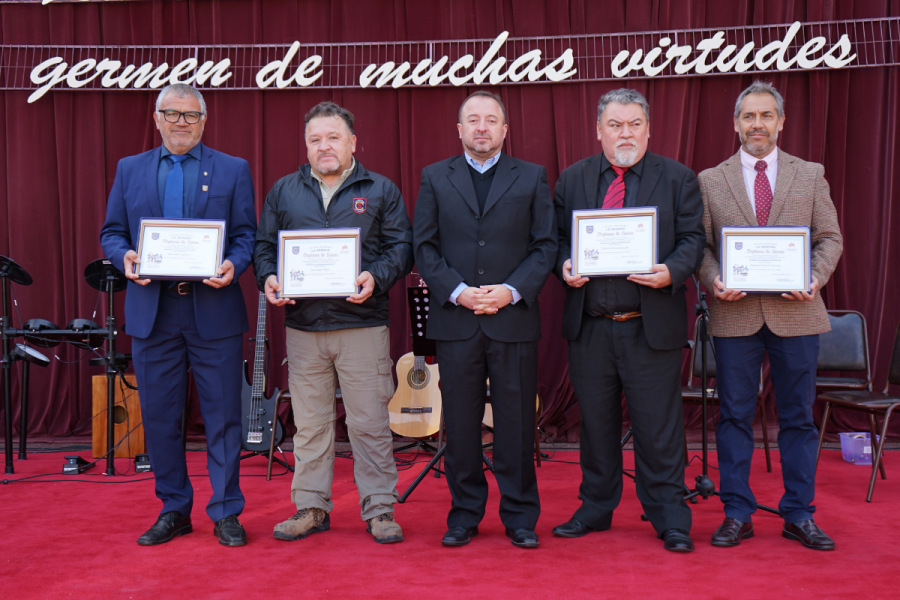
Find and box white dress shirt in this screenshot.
[740,146,778,212]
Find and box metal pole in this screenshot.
[105,274,117,476]
[2,274,14,474]
[18,360,29,460]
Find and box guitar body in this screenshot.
[388,352,442,438]
[240,367,284,452]
[240,292,285,453]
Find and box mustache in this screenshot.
[747,129,769,137]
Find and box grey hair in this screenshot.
[597,88,650,122]
[734,80,784,119]
[156,84,207,114]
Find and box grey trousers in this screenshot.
[285,326,399,521]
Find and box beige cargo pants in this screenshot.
[285,325,399,521]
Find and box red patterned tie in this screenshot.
[754,160,773,226]
[602,166,629,209]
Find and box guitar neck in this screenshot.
[251,292,267,398]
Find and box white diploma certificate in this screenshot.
[277,228,361,298]
[135,218,226,280]
[571,207,658,277]
[720,226,811,293]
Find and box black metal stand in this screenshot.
[398,441,494,504]
[682,276,779,516]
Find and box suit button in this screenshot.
[479,240,485,246]
[478,269,484,275]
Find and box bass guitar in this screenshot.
[240,292,284,451]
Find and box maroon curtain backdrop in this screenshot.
[1,0,898,443]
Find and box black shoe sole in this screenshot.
[781,529,835,550]
[510,539,540,548]
[711,529,754,547]
[214,529,248,547]
[372,534,404,544]
[664,544,694,553]
[137,524,193,546]
[442,529,478,546]
[273,521,330,542]
[552,527,596,538]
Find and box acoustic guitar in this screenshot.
[388,277,442,438]
[240,292,284,451]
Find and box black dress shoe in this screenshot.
[442,526,478,546]
[662,528,694,553]
[137,511,192,546]
[505,527,539,548]
[214,514,248,547]
[711,517,754,547]
[552,518,597,538]
[782,519,835,550]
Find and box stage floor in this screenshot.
[1,447,897,599]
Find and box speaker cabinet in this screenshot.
[92,375,146,458]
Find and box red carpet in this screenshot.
[1,447,898,599]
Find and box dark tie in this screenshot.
[602,166,629,209]
[163,154,189,218]
[754,160,773,226]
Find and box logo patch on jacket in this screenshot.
[353,198,367,214]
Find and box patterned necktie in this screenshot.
[163,154,189,218]
[602,166,629,209]
[754,160,773,226]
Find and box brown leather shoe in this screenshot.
[782,519,835,550]
[366,512,403,544]
[711,517,754,547]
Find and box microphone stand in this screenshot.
[683,276,779,515]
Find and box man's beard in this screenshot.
[614,145,639,167]
[315,156,342,175]
[741,129,777,157]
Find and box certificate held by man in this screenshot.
[720,226,811,293]
[277,228,361,298]
[570,206,658,277]
[135,218,226,280]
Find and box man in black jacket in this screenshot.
[552,88,705,552]
[413,91,557,548]
[253,101,413,544]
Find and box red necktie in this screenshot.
[602,166,629,209]
[754,160,773,226]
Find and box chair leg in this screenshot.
[758,397,772,473]
[815,402,832,470]
[867,414,887,480]
[867,406,895,503]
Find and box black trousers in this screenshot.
[436,328,540,530]
[568,315,691,535]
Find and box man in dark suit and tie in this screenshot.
[100,84,257,547]
[552,88,705,552]
[413,91,557,548]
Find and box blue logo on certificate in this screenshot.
[734,242,742,250]
[586,226,593,234]
[292,247,299,255]
[152,233,159,240]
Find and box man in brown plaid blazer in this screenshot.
[698,81,843,551]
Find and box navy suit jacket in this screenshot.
[100,143,256,341]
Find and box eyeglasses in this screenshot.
[158,110,204,124]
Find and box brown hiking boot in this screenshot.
[273,508,330,541]
[366,512,403,544]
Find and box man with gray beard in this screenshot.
[552,88,705,552]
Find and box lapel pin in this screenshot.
[203,171,208,176]
[202,185,209,192]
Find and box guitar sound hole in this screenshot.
[407,368,430,390]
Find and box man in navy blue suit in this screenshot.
[100,84,257,547]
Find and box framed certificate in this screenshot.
[571,207,658,277]
[277,228,361,298]
[135,218,226,280]
[720,226,811,293]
